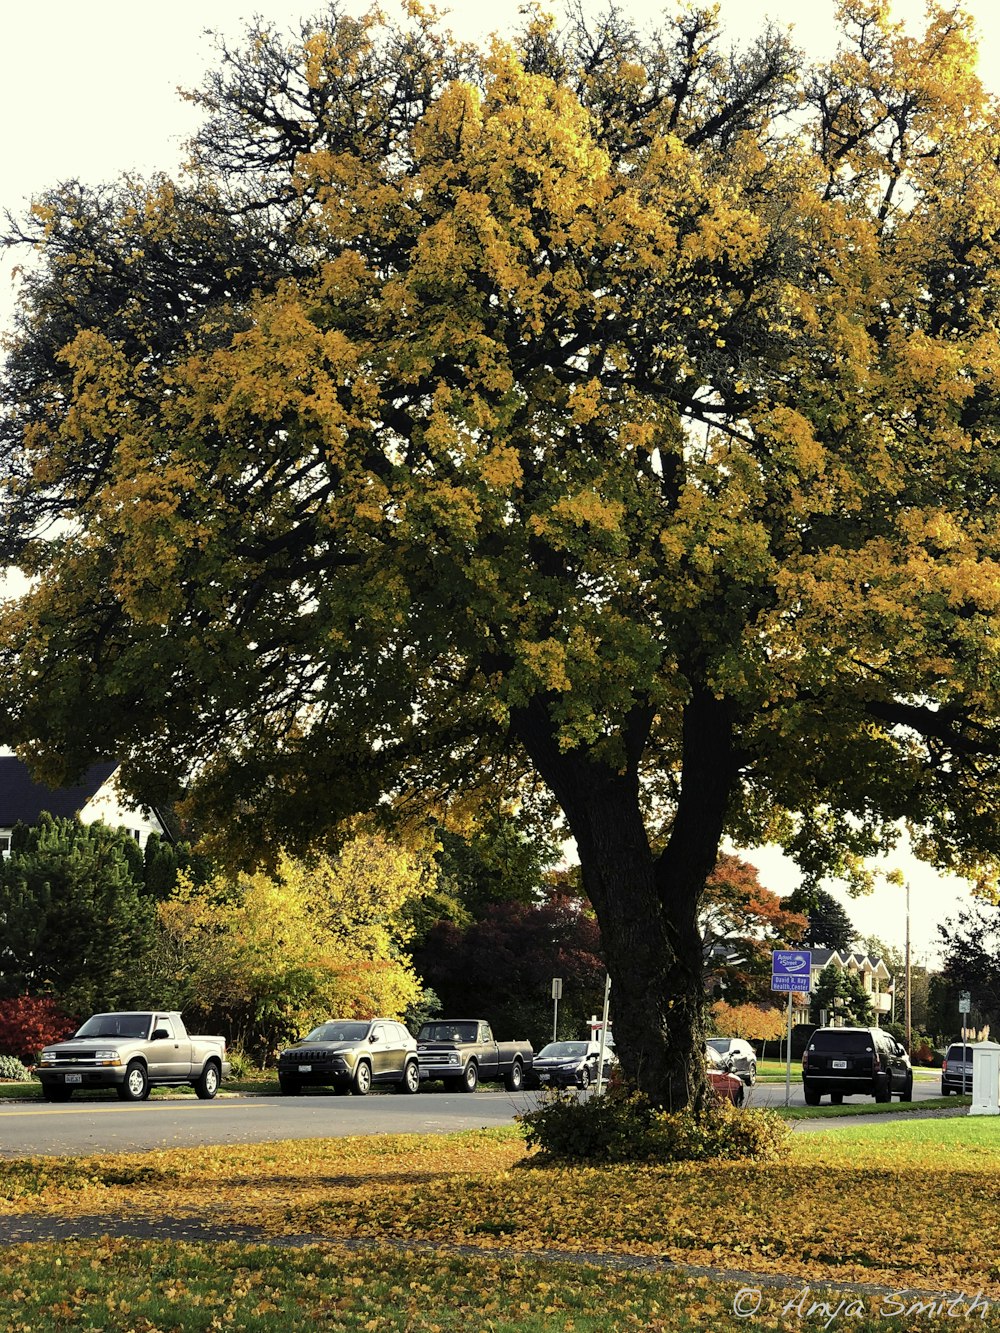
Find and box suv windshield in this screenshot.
[809,1030,873,1053]
[305,1022,369,1042]
[947,1045,973,1061]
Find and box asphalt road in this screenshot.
[0,1072,948,1157]
[749,1069,945,1110]
[0,1088,539,1157]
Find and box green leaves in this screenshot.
[0,815,158,1015]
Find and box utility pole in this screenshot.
[905,882,912,1054]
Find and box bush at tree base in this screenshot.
[517,1087,789,1163]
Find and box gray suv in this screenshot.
[941,1043,973,1095]
[802,1026,913,1105]
[278,1019,420,1096]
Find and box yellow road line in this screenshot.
[0,1101,265,1116]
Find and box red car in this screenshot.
[706,1045,746,1106]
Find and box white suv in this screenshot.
[706,1037,757,1085]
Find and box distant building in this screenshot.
[791,947,894,1026]
[0,757,170,855]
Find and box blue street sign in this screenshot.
[771,950,812,992]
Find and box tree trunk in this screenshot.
[513,685,738,1109]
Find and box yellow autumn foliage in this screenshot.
[156,838,427,1054]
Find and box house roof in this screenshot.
[809,947,891,978]
[0,757,120,826]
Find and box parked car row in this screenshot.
[36,1010,771,1107]
[277,1017,534,1095]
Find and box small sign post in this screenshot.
[551,977,563,1042]
[772,951,812,1107]
[960,992,972,1094]
[594,974,612,1093]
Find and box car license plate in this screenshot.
[832,1060,847,1069]
[65,1073,82,1083]
[298,1064,312,1072]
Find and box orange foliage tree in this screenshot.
[701,855,807,1005]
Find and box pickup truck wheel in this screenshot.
[194,1061,221,1100]
[504,1060,524,1093]
[119,1061,150,1102]
[352,1061,372,1096]
[460,1061,479,1093]
[396,1060,420,1094]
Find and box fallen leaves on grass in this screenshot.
[2,1121,999,1296]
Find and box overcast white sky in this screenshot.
[2,0,998,961]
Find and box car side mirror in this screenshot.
[369,1034,378,1044]
[152,1028,170,1041]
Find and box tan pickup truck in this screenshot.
[36,1011,230,1102]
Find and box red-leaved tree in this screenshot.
[0,996,77,1063]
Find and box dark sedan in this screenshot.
[528,1040,614,1090]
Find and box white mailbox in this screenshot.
[969,1040,1000,1116]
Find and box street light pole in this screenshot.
[905,882,912,1054]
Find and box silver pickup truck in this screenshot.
[36,1011,230,1102]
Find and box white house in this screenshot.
[0,757,170,855]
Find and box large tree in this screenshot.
[938,904,1000,1037]
[785,886,858,953]
[3,3,1000,1106]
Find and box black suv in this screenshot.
[802,1026,913,1105]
